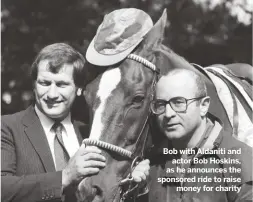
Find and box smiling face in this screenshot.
[34,60,78,121]
[155,70,207,140]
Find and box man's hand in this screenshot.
[62,144,106,188]
[131,159,150,183]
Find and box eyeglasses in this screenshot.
[151,96,206,114]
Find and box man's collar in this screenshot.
[193,117,214,150]
[35,105,72,134]
[35,106,54,134]
[198,113,223,150]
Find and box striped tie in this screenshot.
[52,122,70,171]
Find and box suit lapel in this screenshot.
[22,106,55,172]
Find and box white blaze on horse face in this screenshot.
[89,68,121,140]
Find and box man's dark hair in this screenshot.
[31,43,87,88]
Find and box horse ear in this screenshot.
[143,9,167,50]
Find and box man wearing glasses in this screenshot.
[144,68,252,202]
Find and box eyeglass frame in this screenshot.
[150,95,206,114]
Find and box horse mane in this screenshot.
[155,44,196,76]
[160,44,189,64]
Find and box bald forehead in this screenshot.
[161,70,198,84]
[156,71,198,99]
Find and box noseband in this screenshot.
[83,53,160,201]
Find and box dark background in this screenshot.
[2,0,252,122]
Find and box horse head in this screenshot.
[75,10,168,202]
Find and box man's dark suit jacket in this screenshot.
[1,105,89,202]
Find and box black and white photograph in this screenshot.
[1,0,253,201]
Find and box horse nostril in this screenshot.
[93,186,103,196]
[91,186,104,202]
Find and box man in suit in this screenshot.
[1,43,149,202]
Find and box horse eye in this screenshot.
[132,95,145,104]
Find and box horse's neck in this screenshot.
[157,44,197,75]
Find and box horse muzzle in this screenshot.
[75,177,104,202]
[76,174,122,202]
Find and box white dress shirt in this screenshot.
[35,106,80,167]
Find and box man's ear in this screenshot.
[200,96,210,116]
[76,88,82,96]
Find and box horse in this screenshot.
[74,10,253,202]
